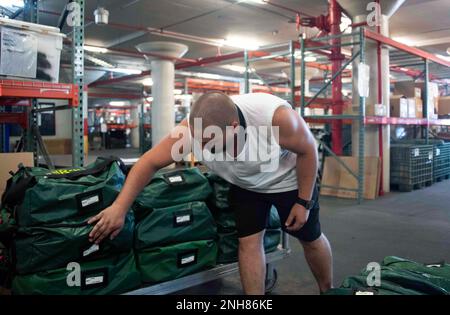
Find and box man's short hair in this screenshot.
[189,92,238,130]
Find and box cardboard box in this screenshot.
[390,96,408,118]
[407,98,416,118]
[394,81,421,98]
[43,139,72,155]
[0,152,34,194]
[438,96,450,116]
[366,104,386,116]
[415,97,423,118]
[321,156,381,200]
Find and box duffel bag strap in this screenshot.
[1,165,36,209]
[46,156,125,180]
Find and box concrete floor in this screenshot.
[179,180,450,295]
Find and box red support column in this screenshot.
[329,0,344,155]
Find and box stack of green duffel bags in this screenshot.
[325,256,450,295]
[133,168,218,284]
[206,173,282,264]
[0,157,141,295]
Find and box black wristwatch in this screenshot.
[296,197,315,210]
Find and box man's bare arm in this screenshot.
[88,119,191,243]
[273,106,318,200]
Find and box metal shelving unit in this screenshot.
[0,0,85,168]
[298,27,450,203]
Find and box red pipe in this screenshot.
[329,0,343,155]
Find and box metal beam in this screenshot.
[364,29,450,68]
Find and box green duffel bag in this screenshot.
[1,156,126,227]
[323,287,407,295]
[206,173,230,210]
[0,208,16,236]
[217,229,282,264]
[133,168,212,220]
[135,201,217,250]
[14,212,135,275]
[267,207,281,229]
[12,251,141,295]
[342,266,448,295]
[137,239,217,283]
[382,256,450,290]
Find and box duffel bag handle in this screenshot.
[46,156,125,180]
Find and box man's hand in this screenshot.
[88,204,127,244]
[285,203,310,232]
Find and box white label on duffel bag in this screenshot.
[176,215,191,224]
[428,152,433,160]
[413,148,420,157]
[81,195,100,208]
[85,275,104,286]
[181,255,195,265]
[168,175,183,183]
[83,244,100,257]
[436,148,440,156]
[355,291,374,295]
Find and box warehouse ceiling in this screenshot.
[17,0,450,90]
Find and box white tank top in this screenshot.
[193,93,298,193]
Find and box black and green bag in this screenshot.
[136,239,217,283]
[133,168,212,220]
[12,251,141,295]
[135,201,217,250]
[382,256,450,291]
[14,212,135,275]
[341,267,448,295]
[1,156,126,227]
[217,229,281,264]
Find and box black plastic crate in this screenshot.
[390,144,433,191]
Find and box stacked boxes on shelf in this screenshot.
[2,157,141,295]
[133,168,217,284]
[206,173,281,264]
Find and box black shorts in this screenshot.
[228,184,321,242]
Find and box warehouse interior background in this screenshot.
[0,0,450,295]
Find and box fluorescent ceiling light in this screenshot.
[142,78,153,86]
[243,0,267,4]
[249,79,264,85]
[109,101,126,106]
[0,0,24,8]
[222,65,254,73]
[84,45,108,54]
[223,36,261,50]
[174,89,183,95]
[392,36,417,47]
[304,56,317,62]
[107,68,142,75]
[85,55,113,68]
[436,54,450,62]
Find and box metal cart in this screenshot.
[125,234,291,295]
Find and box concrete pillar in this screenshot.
[130,105,140,148]
[351,14,391,192]
[136,42,188,146]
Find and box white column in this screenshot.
[151,59,175,146]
